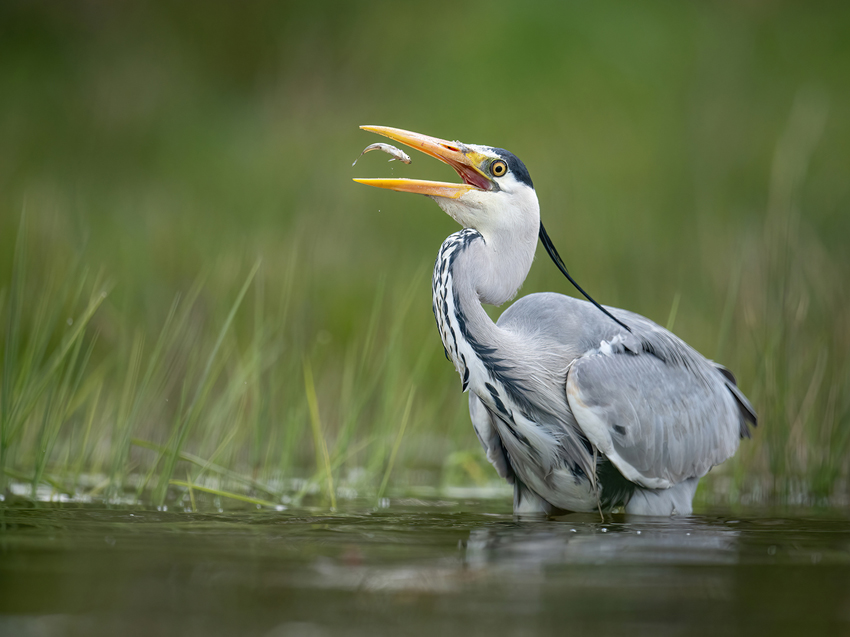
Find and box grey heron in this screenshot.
[354,126,756,516]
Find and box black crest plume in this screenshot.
[539,222,632,333]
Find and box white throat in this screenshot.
[433,179,540,306]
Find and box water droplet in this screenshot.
[67,318,73,326]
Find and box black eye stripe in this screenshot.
[487,148,533,188]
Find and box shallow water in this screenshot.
[1,500,848,636]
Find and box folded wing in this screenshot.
[566,346,747,490]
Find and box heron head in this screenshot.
[353,126,632,330]
[353,126,538,237]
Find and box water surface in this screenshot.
[1,500,848,636]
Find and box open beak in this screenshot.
[353,126,493,199]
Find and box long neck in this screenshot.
[432,228,535,400]
[432,217,598,485]
[432,228,597,484]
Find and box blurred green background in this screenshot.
[1,1,848,507]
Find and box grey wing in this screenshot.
[566,348,744,490]
[469,393,514,483]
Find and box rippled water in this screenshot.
[1,500,848,636]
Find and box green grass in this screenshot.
[1,1,848,508]
[0,228,452,507]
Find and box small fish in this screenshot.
[352,143,412,166]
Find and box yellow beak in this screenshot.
[353,126,493,199]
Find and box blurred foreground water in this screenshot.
[1,498,848,637]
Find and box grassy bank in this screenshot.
[1,1,848,508]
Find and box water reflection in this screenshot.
[303,515,743,597]
[465,517,740,569]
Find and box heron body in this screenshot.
[355,126,756,516]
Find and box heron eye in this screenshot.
[491,160,508,177]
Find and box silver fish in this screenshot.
[352,143,412,166]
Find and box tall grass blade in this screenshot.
[303,358,336,510]
[376,385,415,503]
[665,292,681,332]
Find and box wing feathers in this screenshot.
[469,393,515,483]
[567,349,742,489]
